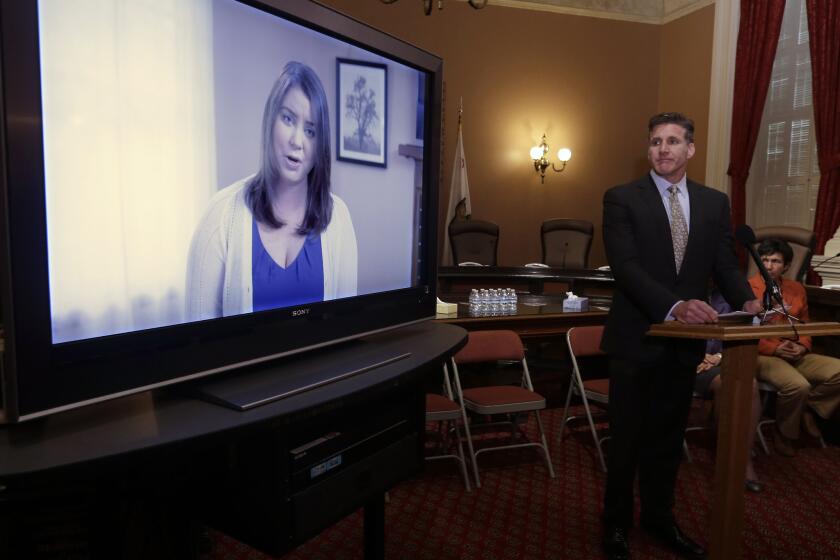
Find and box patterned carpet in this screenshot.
[205,406,840,559]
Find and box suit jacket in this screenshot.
[601,174,754,365]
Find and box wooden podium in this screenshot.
[648,320,840,559]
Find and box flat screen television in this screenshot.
[0,0,442,423]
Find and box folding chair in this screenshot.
[563,325,694,471]
[755,379,826,453]
[424,364,472,491]
[682,389,719,464]
[561,325,610,471]
[755,380,776,454]
[448,330,555,488]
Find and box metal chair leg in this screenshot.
[452,421,472,491]
[580,389,607,472]
[534,410,556,479]
[448,361,482,488]
[558,380,575,443]
[757,419,774,454]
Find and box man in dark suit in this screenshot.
[600,112,761,560]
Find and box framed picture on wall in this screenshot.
[336,58,387,167]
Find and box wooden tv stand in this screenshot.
[0,321,467,559]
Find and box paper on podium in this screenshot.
[717,310,756,324]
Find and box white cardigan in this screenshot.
[186,178,358,321]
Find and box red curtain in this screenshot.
[807,0,840,257]
[727,0,786,228]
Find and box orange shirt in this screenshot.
[748,275,812,355]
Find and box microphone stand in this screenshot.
[758,278,803,343]
[760,285,774,321]
[758,277,786,320]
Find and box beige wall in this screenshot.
[321,1,716,268]
[659,4,716,186]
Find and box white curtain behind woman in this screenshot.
[39,0,217,343]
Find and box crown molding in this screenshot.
[662,0,715,24]
[465,0,714,25]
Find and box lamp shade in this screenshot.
[557,148,572,162]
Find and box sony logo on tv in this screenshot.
[291,308,310,317]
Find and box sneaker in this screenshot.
[802,409,822,439]
[773,427,797,457]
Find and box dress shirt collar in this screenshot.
[649,170,687,198]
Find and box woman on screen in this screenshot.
[186,61,358,320]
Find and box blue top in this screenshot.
[252,220,324,312]
[705,290,732,355]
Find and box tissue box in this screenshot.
[563,296,589,312]
[436,301,457,314]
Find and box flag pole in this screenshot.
[442,97,472,266]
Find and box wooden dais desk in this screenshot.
[438,266,614,296]
[435,295,608,340]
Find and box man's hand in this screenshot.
[673,299,718,324]
[774,339,808,362]
[742,299,763,315]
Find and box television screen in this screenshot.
[0,0,442,422]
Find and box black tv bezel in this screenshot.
[0,0,443,422]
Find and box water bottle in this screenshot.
[478,289,489,315]
[469,288,478,306]
[489,288,500,315]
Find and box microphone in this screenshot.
[811,251,840,269]
[734,224,785,310]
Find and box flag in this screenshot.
[442,121,471,265]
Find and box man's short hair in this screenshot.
[648,112,695,143]
[757,238,794,265]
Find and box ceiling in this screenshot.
[476,0,715,24]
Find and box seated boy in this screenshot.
[750,239,840,456]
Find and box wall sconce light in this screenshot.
[380,0,487,16]
[530,134,572,184]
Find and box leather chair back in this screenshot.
[746,225,816,282]
[541,219,594,268]
[449,219,499,266]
